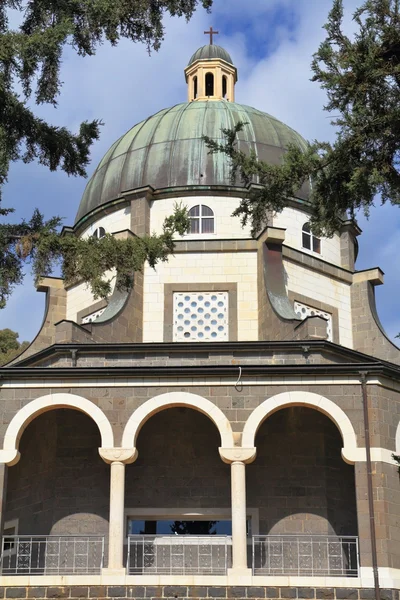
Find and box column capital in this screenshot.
[0,449,20,466]
[99,447,138,464]
[219,447,256,464]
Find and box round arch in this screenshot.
[242,391,359,464]
[0,393,114,465]
[122,392,234,449]
[396,420,400,455]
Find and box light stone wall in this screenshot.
[284,259,353,348]
[274,207,342,266]
[81,207,131,239]
[66,269,116,322]
[150,196,252,239]
[143,251,258,342]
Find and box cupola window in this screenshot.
[222,75,227,99]
[92,226,106,239]
[188,204,214,234]
[205,72,214,96]
[302,223,321,254]
[193,76,198,99]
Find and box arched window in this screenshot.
[205,72,214,97]
[189,205,214,234]
[193,76,198,100]
[302,223,321,254]
[222,75,227,99]
[92,226,106,239]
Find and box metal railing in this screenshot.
[0,535,105,575]
[252,535,359,577]
[127,535,232,575]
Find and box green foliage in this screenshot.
[204,0,400,237]
[0,0,210,308]
[392,453,400,474]
[0,203,190,308]
[0,0,212,197]
[0,328,29,365]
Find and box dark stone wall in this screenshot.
[125,408,230,509]
[5,410,109,535]
[247,408,358,536]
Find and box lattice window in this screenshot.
[173,292,228,341]
[294,301,333,341]
[81,307,106,324]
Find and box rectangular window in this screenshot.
[128,520,233,535]
[302,231,311,249]
[173,292,229,341]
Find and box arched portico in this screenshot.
[242,391,359,464]
[122,391,235,449]
[0,393,114,465]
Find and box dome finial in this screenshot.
[204,26,219,45]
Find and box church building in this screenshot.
[0,38,400,600]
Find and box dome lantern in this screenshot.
[184,31,237,102]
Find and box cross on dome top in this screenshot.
[204,26,219,45]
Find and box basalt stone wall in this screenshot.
[5,410,109,536]
[247,408,358,536]
[0,585,398,600]
[125,408,231,509]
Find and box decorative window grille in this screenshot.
[188,205,214,234]
[81,307,106,324]
[173,292,228,342]
[294,301,333,341]
[302,223,321,254]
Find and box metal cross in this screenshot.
[204,26,219,45]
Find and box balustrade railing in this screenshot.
[0,535,105,575]
[127,535,232,575]
[252,535,359,577]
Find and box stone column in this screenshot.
[219,448,256,577]
[99,448,138,575]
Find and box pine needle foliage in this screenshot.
[0,0,210,308]
[204,0,400,238]
[0,203,190,308]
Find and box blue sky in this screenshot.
[1,0,399,344]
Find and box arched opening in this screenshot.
[222,75,227,99]
[2,409,109,574]
[247,407,358,575]
[205,72,214,97]
[5,409,109,536]
[125,407,231,574]
[193,76,198,99]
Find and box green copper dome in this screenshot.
[75,101,310,224]
[188,44,233,66]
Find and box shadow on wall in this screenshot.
[247,407,358,537]
[125,407,231,510]
[4,410,110,536]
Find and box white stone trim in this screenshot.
[122,392,234,449]
[2,566,400,588]
[0,375,387,389]
[241,391,359,464]
[396,420,400,455]
[0,393,114,465]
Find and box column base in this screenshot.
[101,567,127,577]
[227,567,252,580]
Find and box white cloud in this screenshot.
[1,0,399,345]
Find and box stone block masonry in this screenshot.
[0,587,398,600]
